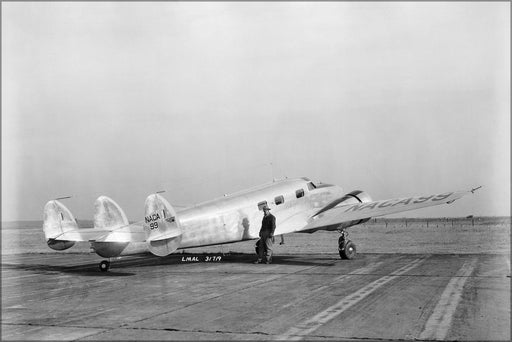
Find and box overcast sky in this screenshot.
[2,2,510,221]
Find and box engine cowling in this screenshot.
[337,190,372,228]
[316,190,372,215]
[337,190,372,206]
[313,190,373,230]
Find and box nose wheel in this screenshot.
[99,260,110,272]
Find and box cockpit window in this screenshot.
[274,195,284,205]
[307,182,316,191]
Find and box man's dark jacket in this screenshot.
[259,213,276,237]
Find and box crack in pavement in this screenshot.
[3,322,276,339]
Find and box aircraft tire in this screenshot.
[99,260,110,272]
[339,241,356,260]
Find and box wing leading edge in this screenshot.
[302,189,477,232]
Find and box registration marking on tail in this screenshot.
[418,258,477,340]
[277,257,427,340]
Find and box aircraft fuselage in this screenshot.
[92,177,344,257]
[178,177,343,248]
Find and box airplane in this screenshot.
[42,177,480,271]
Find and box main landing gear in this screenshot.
[99,260,110,272]
[338,229,356,260]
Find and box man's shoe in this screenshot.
[265,261,271,264]
[253,260,262,264]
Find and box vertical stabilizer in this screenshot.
[92,196,142,248]
[144,194,182,256]
[94,196,129,229]
[43,200,78,250]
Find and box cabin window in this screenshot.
[274,195,284,205]
[307,182,316,191]
[257,201,268,210]
[295,189,305,198]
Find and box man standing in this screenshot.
[254,205,276,264]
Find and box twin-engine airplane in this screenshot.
[43,177,479,271]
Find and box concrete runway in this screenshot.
[1,252,510,341]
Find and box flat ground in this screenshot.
[1,218,510,341]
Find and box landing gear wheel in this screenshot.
[339,240,356,260]
[99,260,110,272]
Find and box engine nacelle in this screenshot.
[312,190,373,231]
[337,190,372,206]
[337,190,372,228]
[316,190,372,215]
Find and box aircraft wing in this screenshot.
[301,189,475,232]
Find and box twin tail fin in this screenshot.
[144,193,183,256]
[43,200,78,250]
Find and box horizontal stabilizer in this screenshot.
[146,229,182,242]
[92,196,145,242]
[43,197,146,244]
[54,228,146,243]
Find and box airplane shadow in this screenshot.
[2,262,135,277]
[2,253,337,277]
[112,252,336,269]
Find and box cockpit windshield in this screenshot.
[307,182,317,191]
